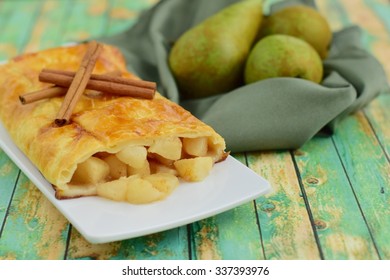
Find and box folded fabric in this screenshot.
[100,0,388,152]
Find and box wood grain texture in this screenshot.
[318,0,390,259]
[364,95,390,159]
[0,151,19,230]
[23,0,73,53]
[247,152,320,259]
[332,112,390,259]
[0,174,69,260]
[0,2,18,60]
[295,137,379,259]
[61,0,110,42]
[190,202,263,260]
[190,154,265,260]
[0,1,42,60]
[106,0,161,35]
[338,0,390,80]
[66,226,189,260]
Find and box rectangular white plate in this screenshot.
[0,121,271,244]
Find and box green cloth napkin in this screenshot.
[99,0,388,152]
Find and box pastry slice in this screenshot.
[0,43,227,204]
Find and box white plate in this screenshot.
[0,121,271,244]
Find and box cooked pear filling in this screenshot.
[68,137,221,204]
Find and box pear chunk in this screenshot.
[103,154,127,179]
[183,137,208,157]
[150,161,178,176]
[97,177,128,202]
[72,157,109,185]
[127,159,151,177]
[116,146,147,169]
[144,173,179,196]
[174,157,213,182]
[151,153,175,167]
[125,177,163,204]
[148,137,182,160]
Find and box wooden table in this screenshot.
[0,0,389,260]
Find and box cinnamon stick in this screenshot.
[19,86,67,104]
[19,70,121,104]
[55,41,102,126]
[39,72,156,99]
[42,68,156,90]
[20,70,156,105]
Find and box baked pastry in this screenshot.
[0,43,227,204]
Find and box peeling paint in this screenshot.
[110,8,136,20]
[0,163,13,176]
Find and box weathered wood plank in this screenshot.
[340,0,390,80]
[247,152,321,259]
[295,137,379,259]
[0,151,19,231]
[332,112,390,259]
[0,2,16,60]
[0,1,43,60]
[319,0,390,259]
[0,174,69,260]
[340,0,390,160]
[364,94,390,159]
[190,154,264,260]
[365,0,390,34]
[66,226,189,260]
[190,202,264,260]
[320,0,390,80]
[61,0,110,42]
[106,0,160,36]
[23,0,73,53]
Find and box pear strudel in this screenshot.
[0,43,227,204]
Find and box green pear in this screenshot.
[169,0,263,99]
[244,34,323,84]
[259,5,332,59]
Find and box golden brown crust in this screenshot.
[0,43,226,199]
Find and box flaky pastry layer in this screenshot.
[0,44,227,202]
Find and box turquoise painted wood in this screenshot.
[365,95,390,156]
[106,0,160,35]
[0,173,69,259]
[66,226,189,260]
[247,151,321,260]
[319,0,390,259]
[0,1,43,59]
[190,154,265,260]
[61,0,110,42]
[23,0,74,52]
[0,151,20,230]
[295,136,379,259]
[0,0,389,260]
[332,113,390,259]
[367,0,390,32]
